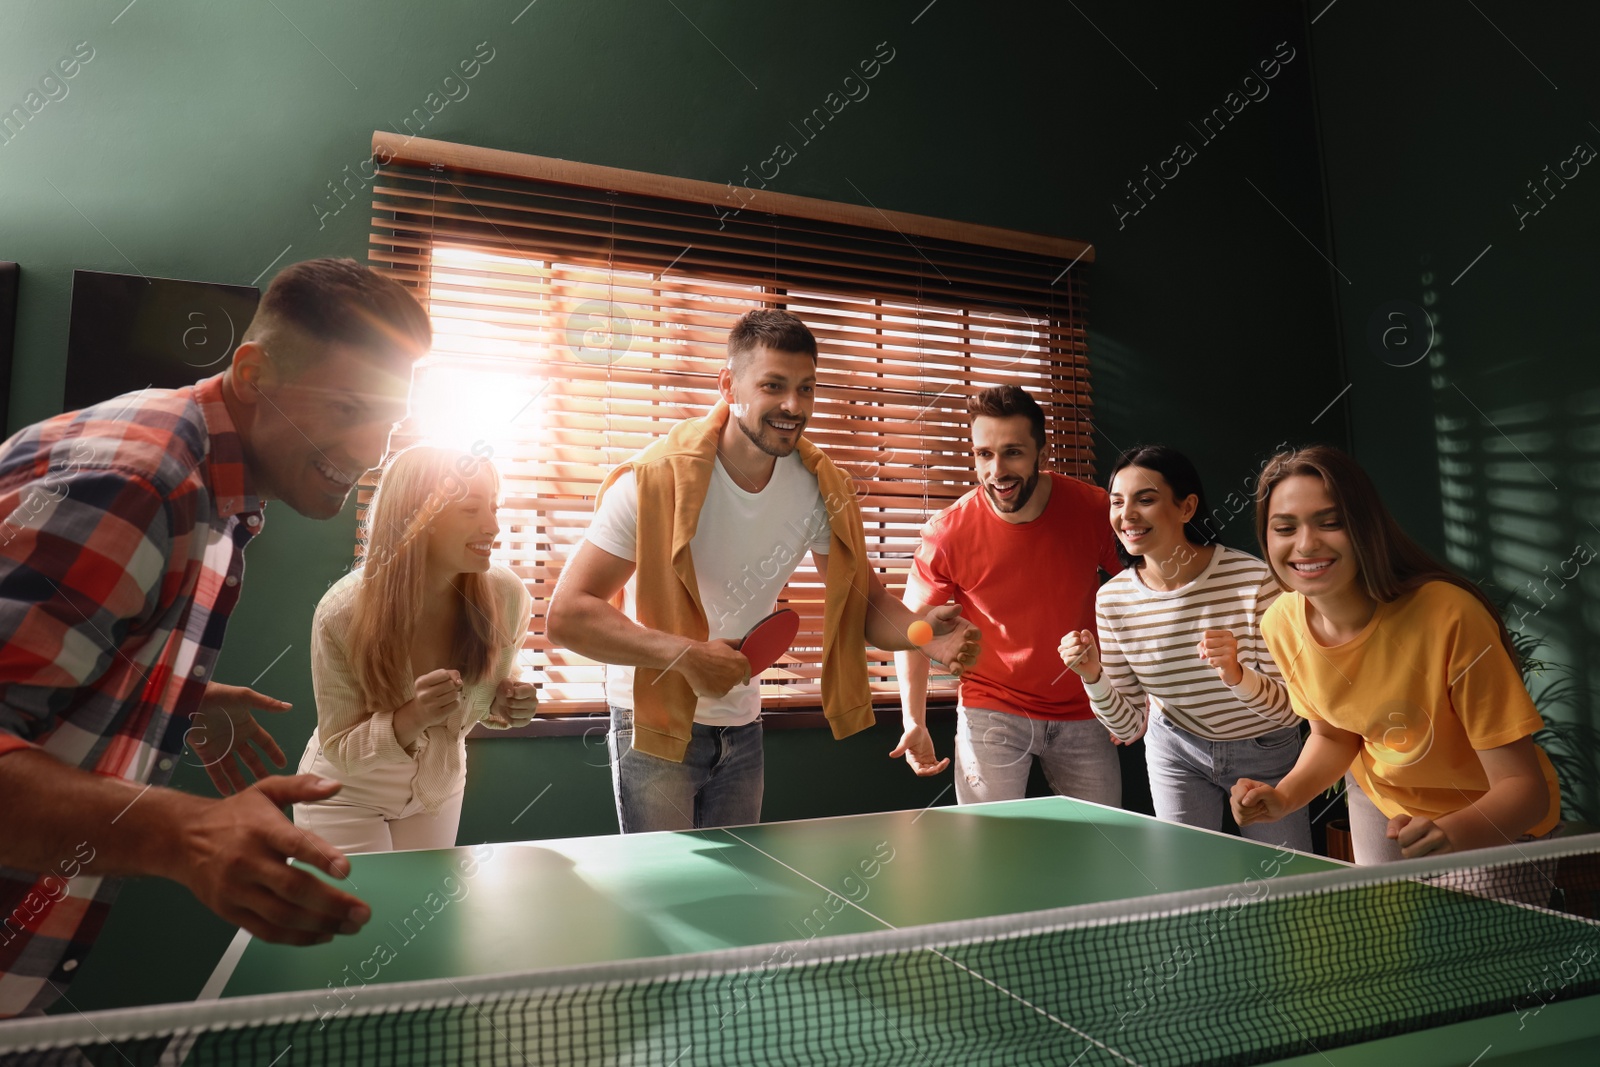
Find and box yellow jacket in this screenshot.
[595,401,874,761]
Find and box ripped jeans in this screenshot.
[953,706,1122,807]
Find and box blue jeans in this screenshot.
[1144,711,1312,852]
[608,706,764,833]
[953,707,1122,807]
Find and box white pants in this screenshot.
[293,734,465,854]
[294,790,464,853]
[1344,773,1554,907]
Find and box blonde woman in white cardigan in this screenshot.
[294,446,534,852]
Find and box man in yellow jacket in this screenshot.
[548,309,980,832]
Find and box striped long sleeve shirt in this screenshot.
[1084,546,1295,742]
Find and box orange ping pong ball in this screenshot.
[907,620,934,647]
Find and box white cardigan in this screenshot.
[304,564,531,813]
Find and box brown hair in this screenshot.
[966,385,1045,450]
[1254,444,1518,663]
[727,309,817,374]
[243,258,431,374]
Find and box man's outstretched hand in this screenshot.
[166,774,371,946]
[889,722,950,776]
[186,682,292,795]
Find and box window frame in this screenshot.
[364,132,1095,718]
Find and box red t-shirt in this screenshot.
[906,472,1118,720]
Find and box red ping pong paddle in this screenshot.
[737,609,800,677]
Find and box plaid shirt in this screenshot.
[0,374,262,1017]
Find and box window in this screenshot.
[367,134,1094,714]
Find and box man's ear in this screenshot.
[717,363,736,405]
[229,341,268,402]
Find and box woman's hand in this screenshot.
[1196,629,1244,687]
[487,679,539,727]
[1231,778,1292,826]
[1387,814,1454,859]
[1057,630,1102,684]
[413,668,464,729]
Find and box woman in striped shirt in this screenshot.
[1059,445,1311,851]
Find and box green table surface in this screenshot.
[216,797,1337,998]
[202,798,1600,1065]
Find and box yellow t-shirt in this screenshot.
[1260,581,1560,836]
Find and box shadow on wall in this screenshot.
[1418,256,1600,822]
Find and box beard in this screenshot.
[984,464,1042,514]
[736,409,804,458]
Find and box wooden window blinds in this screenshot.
[365,132,1095,714]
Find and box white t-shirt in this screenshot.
[585,452,831,726]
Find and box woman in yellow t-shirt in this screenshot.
[1230,445,1559,865]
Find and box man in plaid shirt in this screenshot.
[0,258,429,1016]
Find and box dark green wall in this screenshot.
[3,1,1337,1011]
[1310,2,1600,818]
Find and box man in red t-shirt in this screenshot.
[894,385,1122,805]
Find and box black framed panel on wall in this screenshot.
[0,262,18,437]
[64,270,259,413]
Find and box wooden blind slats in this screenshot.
[369,173,1081,291]
[377,242,1077,320]
[366,138,1091,715]
[368,191,1084,310]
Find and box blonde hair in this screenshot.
[346,445,509,713]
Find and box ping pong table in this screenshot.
[190,797,1600,1066]
[4,797,1597,1065]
